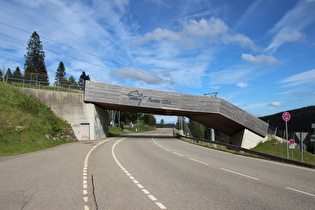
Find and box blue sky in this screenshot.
[1,0,315,123]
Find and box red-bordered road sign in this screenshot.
[289,139,295,145]
[282,112,291,121]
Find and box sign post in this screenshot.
[295,132,308,162]
[289,139,295,159]
[282,112,291,159]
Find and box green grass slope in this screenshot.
[252,139,315,165]
[0,82,77,156]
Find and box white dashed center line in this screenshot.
[112,138,167,209]
[286,187,315,197]
[189,158,209,165]
[220,168,259,181]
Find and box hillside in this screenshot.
[260,106,315,153]
[260,106,315,133]
[0,82,77,156]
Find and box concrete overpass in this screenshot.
[84,81,268,149]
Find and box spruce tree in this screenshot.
[78,71,90,90]
[24,31,49,85]
[55,61,66,84]
[6,68,13,79]
[13,66,22,79]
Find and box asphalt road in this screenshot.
[0,128,314,209]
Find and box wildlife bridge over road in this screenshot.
[84,81,268,149]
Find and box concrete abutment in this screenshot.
[19,88,108,140]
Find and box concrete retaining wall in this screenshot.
[19,88,108,140]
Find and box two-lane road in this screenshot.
[1,128,314,209]
[88,128,315,209]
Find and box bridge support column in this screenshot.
[229,129,266,149]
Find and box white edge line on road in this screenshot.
[82,138,112,210]
[112,138,167,209]
[286,187,315,197]
[220,168,259,181]
[189,158,209,165]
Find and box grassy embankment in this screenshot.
[180,138,315,165]
[0,82,77,156]
[252,139,315,165]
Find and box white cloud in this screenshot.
[266,30,304,52]
[237,82,248,88]
[135,17,255,49]
[281,69,315,87]
[241,54,278,65]
[110,67,162,85]
[266,0,315,52]
[268,102,284,107]
[209,66,253,87]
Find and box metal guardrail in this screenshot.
[175,132,315,169]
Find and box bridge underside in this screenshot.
[84,81,268,149]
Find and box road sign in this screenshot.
[289,144,296,149]
[295,132,308,143]
[282,112,291,121]
[289,139,295,145]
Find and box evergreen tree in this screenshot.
[68,76,78,87]
[24,31,49,85]
[13,66,22,79]
[0,69,3,80]
[55,62,66,84]
[160,119,165,128]
[5,68,13,79]
[78,71,90,90]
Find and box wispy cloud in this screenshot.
[268,102,283,107]
[241,54,278,66]
[266,0,315,52]
[280,69,315,87]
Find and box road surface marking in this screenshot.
[112,138,167,209]
[148,195,157,201]
[82,138,112,210]
[163,148,170,151]
[142,189,150,194]
[156,202,167,209]
[220,168,259,180]
[189,158,209,165]
[286,187,315,197]
[137,184,144,189]
[173,152,184,157]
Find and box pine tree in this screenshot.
[24,31,49,85]
[0,69,3,80]
[55,61,66,84]
[13,66,22,79]
[78,71,90,90]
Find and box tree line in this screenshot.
[0,31,90,90]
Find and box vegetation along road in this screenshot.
[0,128,314,209]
